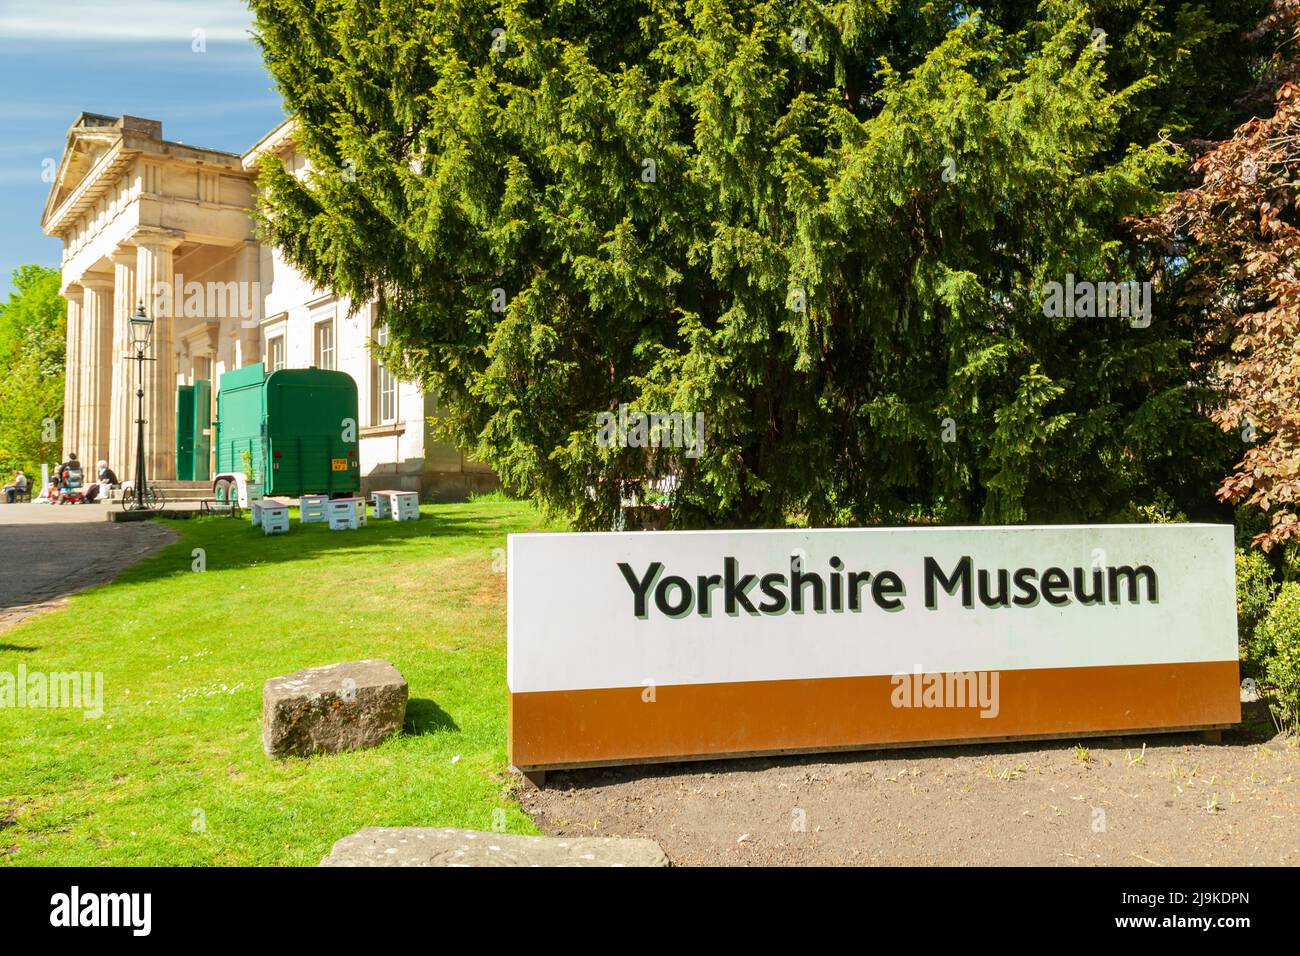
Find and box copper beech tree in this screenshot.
[1143,2,1300,549]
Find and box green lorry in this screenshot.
[213,363,360,500]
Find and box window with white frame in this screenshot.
[267,335,285,372]
[372,323,396,424]
[314,319,335,370]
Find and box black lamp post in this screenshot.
[128,303,153,511]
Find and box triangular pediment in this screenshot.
[41,113,155,234]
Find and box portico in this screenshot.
[41,113,259,481]
[41,112,498,499]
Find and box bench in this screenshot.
[200,497,241,518]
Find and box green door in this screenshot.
[176,385,196,481]
[193,379,212,481]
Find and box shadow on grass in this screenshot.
[0,643,39,652]
[103,501,554,591]
[405,697,459,736]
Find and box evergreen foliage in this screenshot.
[250,0,1266,528]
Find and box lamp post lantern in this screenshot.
[128,303,153,512]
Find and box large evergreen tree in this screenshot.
[250,0,1266,528]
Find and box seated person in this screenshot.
[53,464,83,504]
[61,458,83,489]
[3,470,27,503]
[95,460,119,498]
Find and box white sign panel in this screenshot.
[507,524,1239,770]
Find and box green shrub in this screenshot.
[1254,582,1300,732]
[1113,491,1187,525]
[1235,506,1271,551]
[1237,548,1278,677]
[1280,540,1300,584]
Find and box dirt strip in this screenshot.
[522,715,1299,866]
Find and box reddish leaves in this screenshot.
[1143,8,1300,549]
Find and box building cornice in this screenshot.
[241,118,298,170]
[42,119,255,239]
[41,139,134,238]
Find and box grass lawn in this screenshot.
[0,498,561,866]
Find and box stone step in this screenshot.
[114,480,211,491]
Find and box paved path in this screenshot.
[0,502,175,630]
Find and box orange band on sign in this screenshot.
[508,660,1240,770]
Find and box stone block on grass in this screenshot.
[262,659,408,758]
[319,827,670,867]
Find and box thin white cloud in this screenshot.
[0,142,57,157]
[0,95,282,123]
[49,44,268,65]
[0,0,255,43]
[0,166,54,185]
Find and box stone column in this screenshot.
[234,240,262,368]
[108,246,137,475]
[236,241,262,325]
[235,326,261,368]
[135,231,183,480]
[61,285,83,461]
[78,275,115,466]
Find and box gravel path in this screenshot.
[0,503,175,631]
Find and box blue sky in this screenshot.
[0,0,286,298]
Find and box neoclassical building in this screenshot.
[41,112,494,498]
